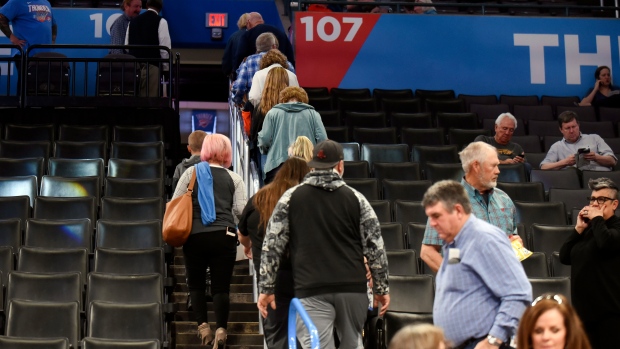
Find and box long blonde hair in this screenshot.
[258,67,289,115]
[388,324,448,349]
[288,136,314,162]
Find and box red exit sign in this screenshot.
[206,13,228,28]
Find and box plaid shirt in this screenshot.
[423,178,517,246]
[109,13,131,54]
[434,215,531,346]
[232,52,295,104]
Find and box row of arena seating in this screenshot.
[0,124,164,144]
[0,124,171,347]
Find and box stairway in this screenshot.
[170,248,264,349]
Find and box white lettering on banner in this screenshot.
[565,35,611,84]
[514,34,559,84]
[299,16,363,42]
[90,13,103,38]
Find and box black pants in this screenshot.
[183,229,237,328]
[262,269,295,349]
[583,316,620,349]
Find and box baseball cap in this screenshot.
[308,140,344,169]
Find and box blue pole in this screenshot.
[288,298,320,349]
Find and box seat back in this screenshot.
[25,218,92,252]
[382,312,433,349]
[34,196,97,225]
[111,141,164,161]
[368,200,391,223]
[87,272,163,305]
[82,338,159,349]
[540,95,580,116]
[499,94,539,112]
[529,277,571,302]
[88,301,163,342]
[0,336,69,349]
[113,125,164,143]
[380,223,405,250]
[6,299,80,348]
[338,98,377,114]
[556,106,597,122]
[96,219,163,250]
[550,252,571,277]
[104,177,164,199]
[7,271,82,308]
[436,112,478,133]
[520,252,549,277]
[424,163,464,183]
[393,200,428,227]
[341,142,360,161]
[373,88,414,101]
[100,197,164,221]
[0,245,15,288]
[58,124,109,143]
[40,175,101,202]
[0,175,38,207]
[580,121,615,138]
[411,145,459,169]
[388,275,434,312]
[582,170,620,188]
[515,202,567,235]
[530,224,574,261]
[382,98,422,117]
[0,157,44,184]
[353,127,397,145]
[528,120,562,138]
[0,218,21,253]
[5,124,55,142]
[48,158,105,185]
[54,141,107,160]
[17,246,88,286]
[448,128,490,150]
[344,178,379,200]
[548,188,591,221]
[390,112,432,129]
[108,159,164,179]
[458,94,498,110]
[470,103,510,121]
[510,135,542,153]
[496,182,545,202]
[0,140,50,161]
[386,250,418,275]
[342,161,370,179]
[513,105,553,122]
[401,128,445,148]
[497,163,526,183]
[360,144,408,170]
[94,247,165,276]
[373,162,420,181]
[407,222,426,254]
[26,52,70,96]
[383,180,431,202]
[0,196,30,230]
[530,169,581,192]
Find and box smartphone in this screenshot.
[578,148,590,154]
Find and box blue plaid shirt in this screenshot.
[109,13,131,54]
[232,52,295,104]
[434,215,531,346]
[423,178,517,246]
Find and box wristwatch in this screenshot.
[487,335,502,347]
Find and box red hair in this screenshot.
[200,134,233,168]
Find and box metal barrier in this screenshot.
[0,45,24,107]
[288,298,320,349]
[0,44,178,108]
[229,94,260,199]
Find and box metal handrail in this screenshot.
[288,298,320,349]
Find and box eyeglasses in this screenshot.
[587,196,617,205]
[532,294,563,306]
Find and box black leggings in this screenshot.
[183,230,237,328]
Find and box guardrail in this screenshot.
[0,44,179,108]
[288,298,320,349]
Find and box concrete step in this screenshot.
[173,300,258,313]
[173,275,253,291]
[172,292,253,304]
[174,311,259,322]
[174,321,259,334]
[174,331,263,346]
[170,265,250,279]
[175,346,263,349]
[171,283,252,296]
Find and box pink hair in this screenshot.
[200,134,233,168]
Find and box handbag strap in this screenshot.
[187,168,197,192]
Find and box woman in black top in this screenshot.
[173,134,246,349]
[238,157,309,349]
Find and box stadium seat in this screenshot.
[550,252,570,277]
[579,121,615,138]
[470,103,510,121]
[383,181,431,202]
[345,178,379,200]
[368,200,392,223]
[54,141,107,160]
[0,175,38,207]
[17,246,88,286]
[0,245,14,289]
[382,99,422,117]
[412,145,459,178]
[426,98,466,118]
[58,124,109,143]
[33,196,97,226]
[393,200,428,226]
[373,162,421,181]
[386,250,418,275]
[458,94,498,111]
[380,312,433,349]
[342,161,370,179]
[0,157,44,184]
[380,223,406,250]
[309,96,333,111]
[331,87,371,101]
[388,275,434,312]
[317,110,341,127]
[87,301,163,342]
[353,127,397,145]
[113,125,163,143]
[407,222,427,254]
[448,128,490,150]
[525,152,547,169]
[97,53,138,96]
[529,277,571,302]
[520,252,549,277]
[0,218,21,253]
[499,94,539,112]
[497,163,526,183]
[25,218,92,252]
[338,97,377,114]
[436,112,478,133]
[96,219,163,250]
[581,170,620,187]
[390,112,432,129]
[82,338,159,349]
[104,177,164,199]
[26,52,70,96]
[361,144,408,170]
[603,137,620,153]
[415,90,455,111]
[341,142,360,161]
[111,141,164,161]
[424,163,464,183]
[401,128,445,148]
[48,158,105,184]
[556,105,597,122]
[542,136,562,152]
[515,202,567,234]
[0,140,51,160]
[6,299,80,348]
[108,159,164,179]
[93,247,165,276]
[497,182,545,202]
[373,88,414,101]
[540,96,580,117]
[530,224,574,260]
[528,120,562,138]
[548,188,591,222]
[40,175,101,202]
[513,105,553,122]
[87,272,163,306]
[7,271,82,309]
[4,123,55,142]
[325,127,349,143]
[511,135,542,153]
[303,87,330,99]
[0,196,31,230]
[599,107,620,125]
[530,168,581,192]
[0,336,69,349]
[100,197,164,221]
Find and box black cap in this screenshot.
[308,140,344,169]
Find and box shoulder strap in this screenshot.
[187,167,197,192]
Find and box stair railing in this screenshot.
[288,298,320,349]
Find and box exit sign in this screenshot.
[206,13,228,28]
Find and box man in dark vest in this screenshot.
[125,0,170,97]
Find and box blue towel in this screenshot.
[195,162,216,226]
